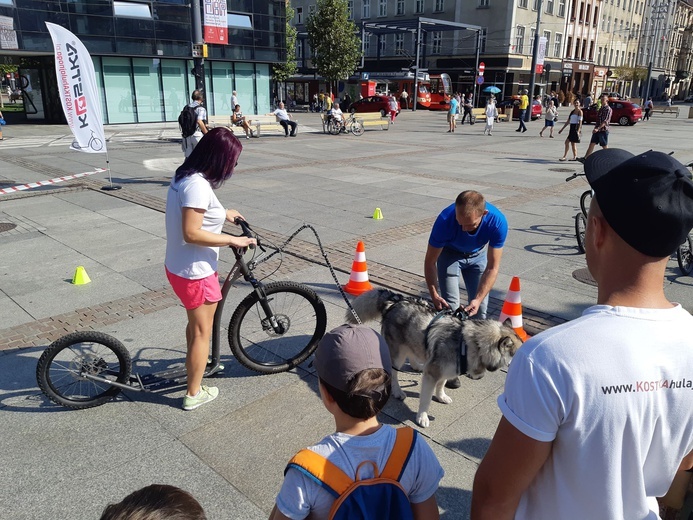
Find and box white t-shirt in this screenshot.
[273,108,290,121]
[499,304,693,519]
[276,425,444,519]
[165,172,225,279]
[330,106,343,121]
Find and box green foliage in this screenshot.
[306,0,361,83]
[612,66,648,82]
[0,65,17,76]
[272,1,298,82]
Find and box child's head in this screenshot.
[99,484,206,520]
[314,324,392,420]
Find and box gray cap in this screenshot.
[314,324,392,392]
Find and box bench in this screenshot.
[469,107,509,124]
[650,106,680,117]
[207,114,296,136]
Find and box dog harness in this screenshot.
[425,308,470,376]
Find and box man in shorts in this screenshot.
[447,95,459,133]
[581,93,612,160]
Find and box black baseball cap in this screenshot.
[314,324,391,393]
[584,149,693,257]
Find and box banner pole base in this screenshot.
[101,185,122,191]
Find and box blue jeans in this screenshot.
[517,109,527,131]
[437,247,488,319]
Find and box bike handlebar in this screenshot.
[234,218,257,249]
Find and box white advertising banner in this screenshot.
[46,22,107,154]
[203,0,228,45]
[535,36,548,74]
[0,15,18,50]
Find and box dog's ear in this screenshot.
[497,336,520,354]
[501,318,514,329]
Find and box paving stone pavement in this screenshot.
[1,111,692,519]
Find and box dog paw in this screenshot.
[416,412,430,428]
[466,372,485,380]
[434,393,453,404]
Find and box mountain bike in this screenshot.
[326,113,364,136]
[565,171,592,253]
[36,219,328,409]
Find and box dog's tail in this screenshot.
[344,288,402,324]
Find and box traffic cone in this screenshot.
[343,241,374,296]
[372,207,384,220]
[498,276,529,341]
[71,266,91,285]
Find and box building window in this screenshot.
[228,13,253,28]
[532,0,539,10]
[378,0,387,16]
[518,0,527,8]
[515,25,525,54]
[379,35,386,55]
[593,6,598,26]
[347,0,353,18]
[543,30,551,56]
[480,27,487,52]
[545,0,554,14]
[530,28,536,54]
[435,0,444,12]
[554,32,562,57]
[558,0,565,16]
[432,31,442,54]
[296,41,303,59]
[597,46,602,64]
[395,33,404,53]
[296,7,303,24]
[415,0,424,13]
[113,1,152,19]
[478,0,490,6]
[309,5,315,15]
[362,0,370,18]
[585,4,590,24]
[397,0,405,15]
[364,34,371,55]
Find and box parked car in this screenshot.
[582,100,642,126]
[349,95,400,116]
[495,96,542,120]
[684,95,693,103]
[600,92,624,100]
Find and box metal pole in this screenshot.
[413,19,421,112]
[191,0,205,92]
[526,0,543,122]
[474,29,481,107]
[644,4,664,105]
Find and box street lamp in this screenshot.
[644,1,670,104]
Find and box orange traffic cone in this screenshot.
[343,241,374,296]
[498,276,529,341]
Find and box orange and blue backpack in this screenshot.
[285,426,417,520]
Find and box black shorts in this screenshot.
[568,124,580,143]
[591,131,609,147]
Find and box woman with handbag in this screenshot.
[539,100,557,138]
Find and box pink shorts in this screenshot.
[166,268,222,310]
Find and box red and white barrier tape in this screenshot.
[0,168,107,196]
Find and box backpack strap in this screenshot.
[380,426,416,481]
[286,449,353,498]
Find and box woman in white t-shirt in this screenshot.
[165,127,256,411]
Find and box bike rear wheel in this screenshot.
[228,281,327,374]
[575,213,587,254]
[677,234,693,275]
[350,121,364,136]
[327,120,340,135]
[36,331,132,409]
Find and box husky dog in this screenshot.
[346,288,523,427]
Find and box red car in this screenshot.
[349,95,400,116]
[496,96,542,120]
[582,100,642,126]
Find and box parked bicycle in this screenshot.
[326,112,364,136]
[565,171,592,254]
[36,219,328,409]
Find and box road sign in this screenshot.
[476,75,485,85]
[478,62,485,76]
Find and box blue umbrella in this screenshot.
[483,86,501,94]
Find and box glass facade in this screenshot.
[0,0,284,123]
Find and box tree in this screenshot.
[306,0,361,86]
[272,0,298,85]
[612,65,648,83]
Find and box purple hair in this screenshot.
[175,127,242,189]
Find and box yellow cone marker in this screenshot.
[72,266,91,285]
[372,207,384,220]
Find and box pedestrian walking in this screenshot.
[400,89,409,109]
[580,93,613,160]
[0,109,5,141]
[558,99,582,161]
[180,90,209,158]
[643,97,653,120]
[539,100,557,138]
[516,90,529,133]
[388,95,398,124]
[483,97,497,136]
[447,95,459,133]
[461,93,474,125]
[231,90,238,110]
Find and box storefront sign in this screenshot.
[203,0,228,45]
[0,16,18,50]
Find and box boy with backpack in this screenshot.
[179,90,208,157]
[269,324,444,520]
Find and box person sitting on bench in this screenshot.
[269,102,298,137]
[232,104,255,139]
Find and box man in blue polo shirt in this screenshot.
[424,190,509,388]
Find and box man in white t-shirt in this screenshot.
[330,103,344,132]
[269,102,298,137]
[472,149,693,519]
[181,90,208,157]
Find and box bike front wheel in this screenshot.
[36,331,132,409]
[350,121,365,136]
[228,281,327,374]
[580,190,592,218]
[677,234,693,275]
[327,120,341,135]
[575,213,587,254]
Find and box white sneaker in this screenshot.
[182,386,219,410]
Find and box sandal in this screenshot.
[568,157,578,161]
[559,157,567,161]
